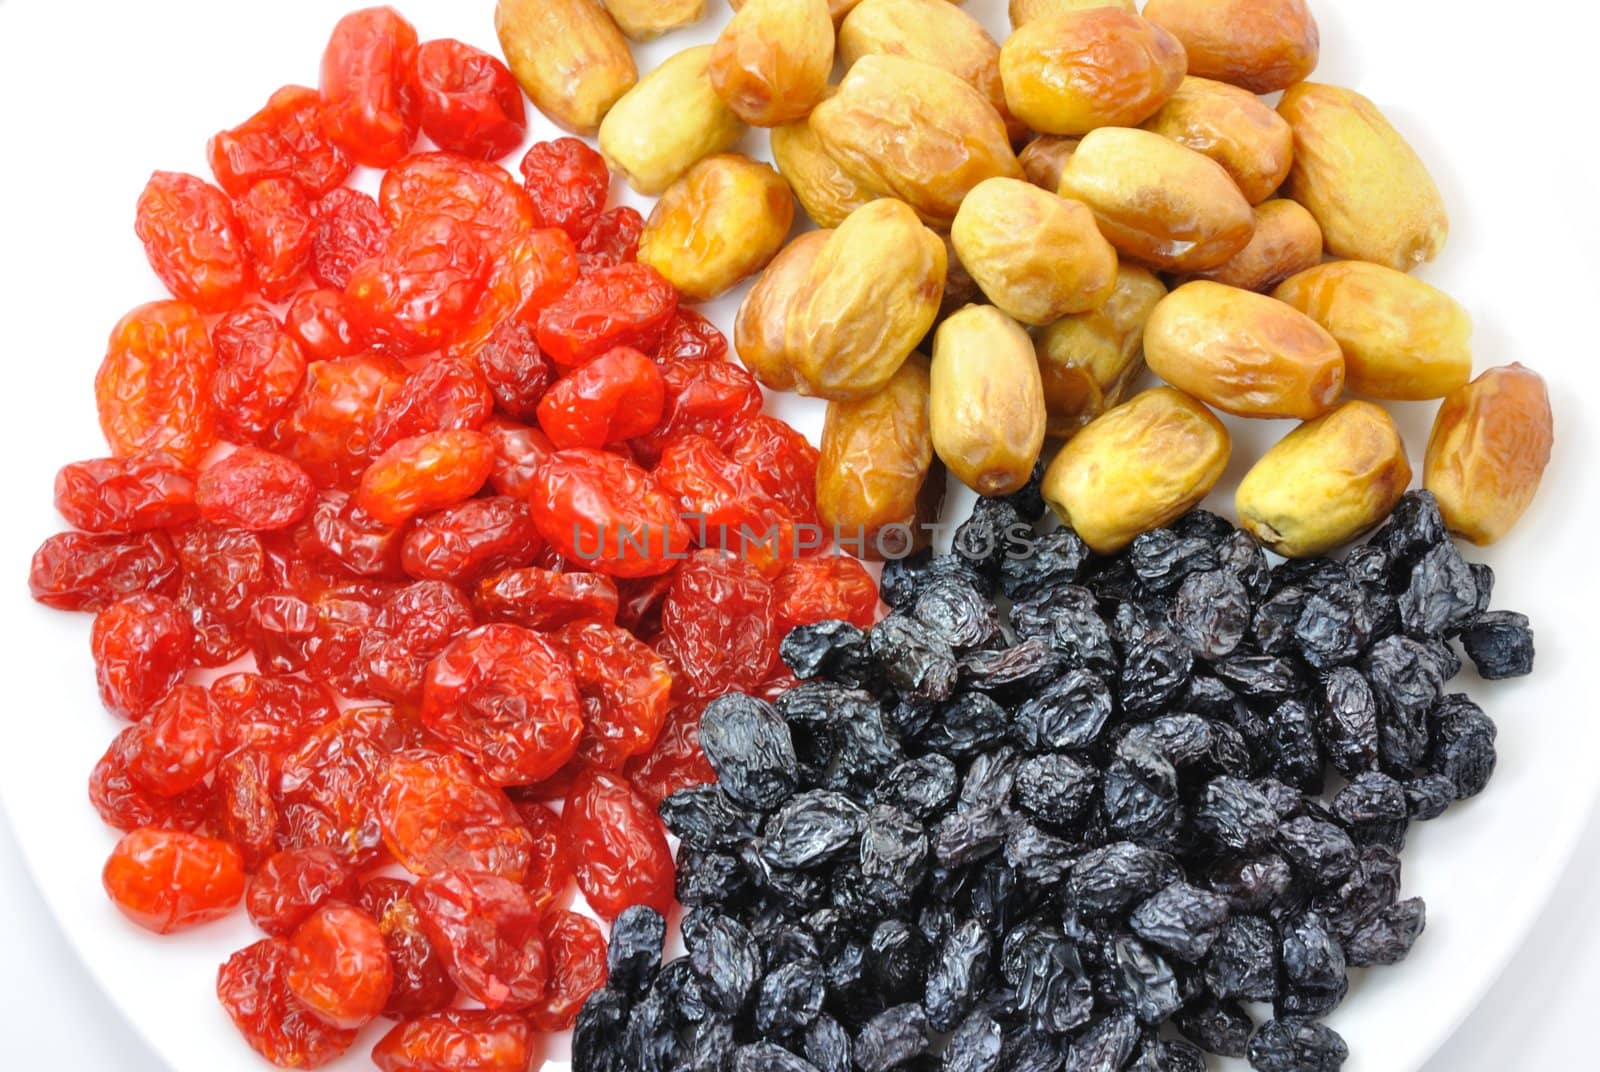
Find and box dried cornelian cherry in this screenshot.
[135,171,251,312]
[653,434,797,573]
[197,447,316,531]
[174,522,273,666]
[209,85,352,199]
[446,229,578,365]
[379,152,534,248]
[54,452,197,535]
[484,418,556,499]
[212,748,282,872]
[576,206,645,270]
[311,187,391,290]
[287,902,393,1029]
[510,799,573,910]
[235,177,316,301]
[633,356,763,465]
[278,706,414,866]
[658,550,779,697]
[401,495,542,584]
[560,619,674,771]
[527,448,691,578]
[535,262,678,370]
[90,593,192,720]
[246,847,357,938]
[30,531,182,612]
[658,308,730,363]
[773,554,882,633]
[412,869,550,1009]
[347,214,491,357]
[318,6,420,168]
[357,877,458,1019]
[529,909,609,1031]
[520,138,610,241]
[358,580,477,705]
[97,300,218,469]
[212,305,308,444]
[377,358,493,447]
[272,353,409,487]
[419,624,584,785]
[90,726,212,834]
[102,827,245,934]
[372,1009,537,1072]
[127,684,219,798]
[210,672,342,758]
[356,430,496,526]
[537,346,665,449]
[218,938,358,1068]
[378,750,533,881]
[414,39,528,161]
[478,323,557,422]
[473,566,618,630]
[562,767,675,921]
[285,288,366,361]
[304,488,408,578]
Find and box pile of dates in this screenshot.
[572,485,1534,1072]
[27,5,882,1070]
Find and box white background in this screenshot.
[3,0,1599,1069]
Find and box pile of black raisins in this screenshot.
[572,485,1534,1072]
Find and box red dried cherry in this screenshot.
[412,869,549,1009]
[311,187,392,291]
[653,434,797,572]
[401,496,541,584]
[773,554,882,633]
[446,229,578,365]
[576,206,645,270]
[234,177,315,301]
[633,356,763,465]
[657,550,778,698]
[535,262,678,370]
[196,447,316,531]
[102,828,245,934]
[519,138,610,241]
[529,909,609,1031]
[537,346,665,449]
[358,430,495,526]
[29,531,182,612]
[562,767,675,921]
[246,848,357,938]
[286,903,393,1029]
[208,85,352,199]
[96,300,218,469]
[414,40,528,161]
[372,1009,537,1072]
[484,418,555,499]
[211,672,342,758]
[625,699,718,807]
[527,448,691,578]
[379,750,533,880]
[318,6,420,168]
[135,171,251,312]
[212,305,308,444]
[358,877,458,1019]
[380,152,534,248]
[90,593,192,720]
[478,323,556,422]
[212,748,283,871]
[272,354,409,487]
[727,414,823,529]
[347,214,491,357]
[127,684,220,797]
[472,566,618,630]
[218,938,358,1068]
[278,707,413,866]
[285,288,366,361]
[358,581,478,705]
[89,726,212,834]
[377,358,493,447]
[510,799,573,910]
[658,308,730,362]
[558,620,673,770]
[305,488,409,579]
[54,452,197,534]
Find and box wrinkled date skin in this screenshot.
[929,305,1047,496]
[1144,0,1320,94]
[597,45,740,197]
[1142,76,1294,205]
[999,9,1186,135]
[528,448,692,578]
[734,230,829,391]
[1035,263,1166,438]
[495,0,638,137]
[769,121,878,230]
[318,6,421,168]
[709,0,834,127]
[1425,364,1554,545]
[1185,199,1324,294]
[96,301,218,470]
[562,767,676,920]
[102,828,245,934]
[1237,401,1412,558]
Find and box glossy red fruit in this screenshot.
[633,356,763,465]
[287,903,393,1029]
[319,6,421,168]
[273,354,409,487]
[483,418,555,499]
[212,748,283,871]
[196,447,316,531]
[102,828,245,933]
[563,767,675,920]
[357,431,496,526]
[235,177,316,301]
[135,171,251,311]
[478,326,556,424]
[174,523,273,666]
[377,359,493,447]
[29,531,182,612]
[536,346,665,449]
[209,85,353,199]
[401,496,542,584]
[414,40,528,161]
[658,550,778,697]
[358,877,458,1019]
[419,624,583,785]
[658,308,729,362]
[358,581,477,705]
[576,206,645,270]
[446,229,578,366]
[96,300,218,469]
[212,305,308,444]
[127,684,219,797]
[54,452,197,534]
[509,799,573,910]
[247,848,358,938]
[285,288,366,361]
[211,672,342,758]
[559,620,672,770]
[278,707,414,866]
[412,869,549,1009]
[347,214,491,356]
[380,153,534,249]
[218,939,358,1068]
[372,1009,537,1072]
[726,414,823,529]
[472,566,618,630]
[527,448,691,579]
[519,138,610,242]
[773,554,881,633]
[305,488,409,578]
[89,726,212,833]
[653,434,796,572]
[535,262,677,370]
[379,750,534,880]
[250,584,391,695]
[529,909,608,1031]
[90,593,191,720]
[311,187,392,290]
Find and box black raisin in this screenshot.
[1459,610,1535,679]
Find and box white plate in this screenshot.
[0,1,1596,1070]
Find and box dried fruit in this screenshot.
[413,38,527,160]
[598,44,743,196]
[1237,402,1411,558]
[494,0,637,136]
[709,0,835,127]
[102,828,244,933]
[535,262,678,369]
[930,305,1047,495]
[401,495,542,584]
[286,903,393,1028]
[197,447,315,531]
[1185,199,1324,294]
[91,593,192,720]
[1000,9,1186,135]
[273,354,409,487]
[359,877,458,1019]
[769,121,880,229]
[520,137,611,240]
[135,171,251,312]
[1035,264,1166,438]
[1274,260,1473,400]
[29,531,181,612]
[638,153,795,301]
[379,749,534,880]
[209,84,352,199]
[96,301,218,469]
[1142,76,1294,204]
[528,448,692,577]
[357,430,495,525]
[372,1010,538,1072]
[604,0,708,39]
[346,213,491,357]
[318,6,421,167]
[734,231,829,391]
[1279,81,1448,272]
[218,939,358,1068]
[1425,364,1554,545]
[212,305,309,443]
[1042,387,1230,553]
[562,767,676,920]
[413,869,549,1008]
[235,177,316,301]
[55,452,197,535]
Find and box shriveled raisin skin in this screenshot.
[135,171,251,312]
[414,39,528,161]
[218,939,358,1069]
[318,6,421,168]
[102,827,245,933]
[97,300,218,469]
